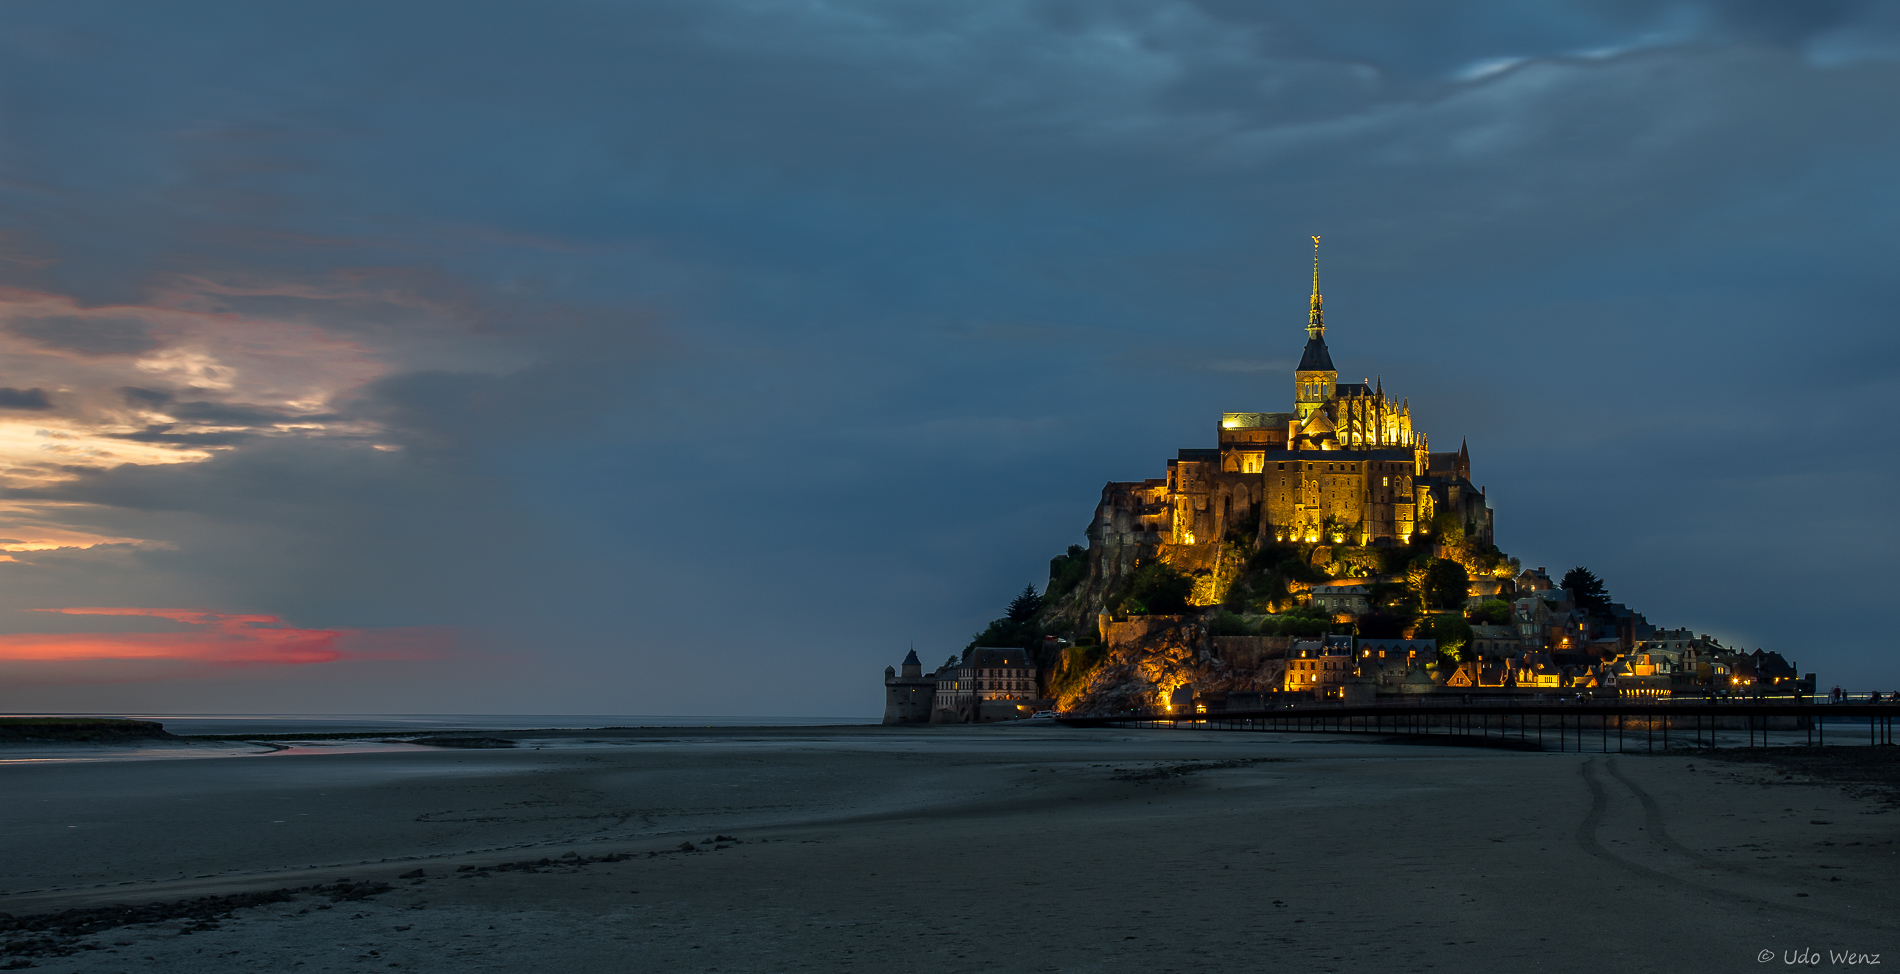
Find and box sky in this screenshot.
[0,0,1896,716]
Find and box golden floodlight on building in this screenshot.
[1083,236,1496,605]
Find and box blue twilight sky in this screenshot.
[0,0,1895,714]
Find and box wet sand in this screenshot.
[2,725,1895,973]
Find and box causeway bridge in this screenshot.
[1057,699,1899,753]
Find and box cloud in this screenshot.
[4,315,162,357]
[0,0,1895,712]
[120,386,173,407]
[0,387,52,410]
[163,400,341,426]
[0,607,450,669]
[106,425,260,446]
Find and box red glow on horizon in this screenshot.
[0,608,450,667]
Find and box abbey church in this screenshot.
[1088,240,1494,588]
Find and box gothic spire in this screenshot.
[1307,234,1324,339]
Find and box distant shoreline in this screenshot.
[0,717,176,743]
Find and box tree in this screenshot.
[1424,558,1469,610]
[1045,545,1089,601]
[1468,599,1513,626]
[1006,584,1045,623]
[967,585,1045,654]
[1416,613,1472,664]
[1121,561,1192,615]
[1208,610,1253,636]
[1429,508,1465,542]
[1561,566,1611,617]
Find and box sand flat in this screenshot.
[1,725,1895,973]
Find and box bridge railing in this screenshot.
[1056,700,1898,751]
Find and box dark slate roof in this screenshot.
[1334,383,1371,397]
[1177,448,1220,462]
[1297,337,1335,372]
[903,649,920,666]
[969,647,1034,668]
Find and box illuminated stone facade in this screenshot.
[932,647,1041,723]
[883,647,1048,724]
[1085,242,1494,593]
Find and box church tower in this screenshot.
[1294,235,1337,423]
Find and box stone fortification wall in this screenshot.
[882,677,935,725]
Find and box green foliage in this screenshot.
[1006,584,1045,623]
[1257,604,1334,638]
[1047,644,1108,702]
[1423,557,1469,610]
[1113,561,1193,616]
[967,584,1045,653]
[1240,571,1293,614]
[1208,610,1253,637]
[1468,598,1514,626]
[1045,545,1089,602]
[1416,613,1472,662]
[1429,508,1465,542]
[967,616,1035,654]
[1227,507,1261,546]
[1365,580,1415,612]
[1562,566,1611,617]
[1379,537,1436,575]
[1226,535,1320,610]
[1247,540,1304,573]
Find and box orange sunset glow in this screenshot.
[0,608,450,667]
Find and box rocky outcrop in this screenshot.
[1058,613,1288,715]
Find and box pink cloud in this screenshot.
[0,608,452,667]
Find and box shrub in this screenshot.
[1416,613,1472,660]
[1047,644,1109,704]
[1468,599,1513,626]
[1208,610,1254,637]
[1423,558,1469,610]
[1045,545,1089,601]
[1121,561,1192,615]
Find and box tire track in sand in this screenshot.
[1573,758,1891,927]
[1603,758,1741,874]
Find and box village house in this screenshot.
[1284,634,1356,693]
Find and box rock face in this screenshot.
[0,718,177,742]
[1057,614,1288,715]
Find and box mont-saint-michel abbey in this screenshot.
[1091,239,1494,584]
[886,241,1809,724]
